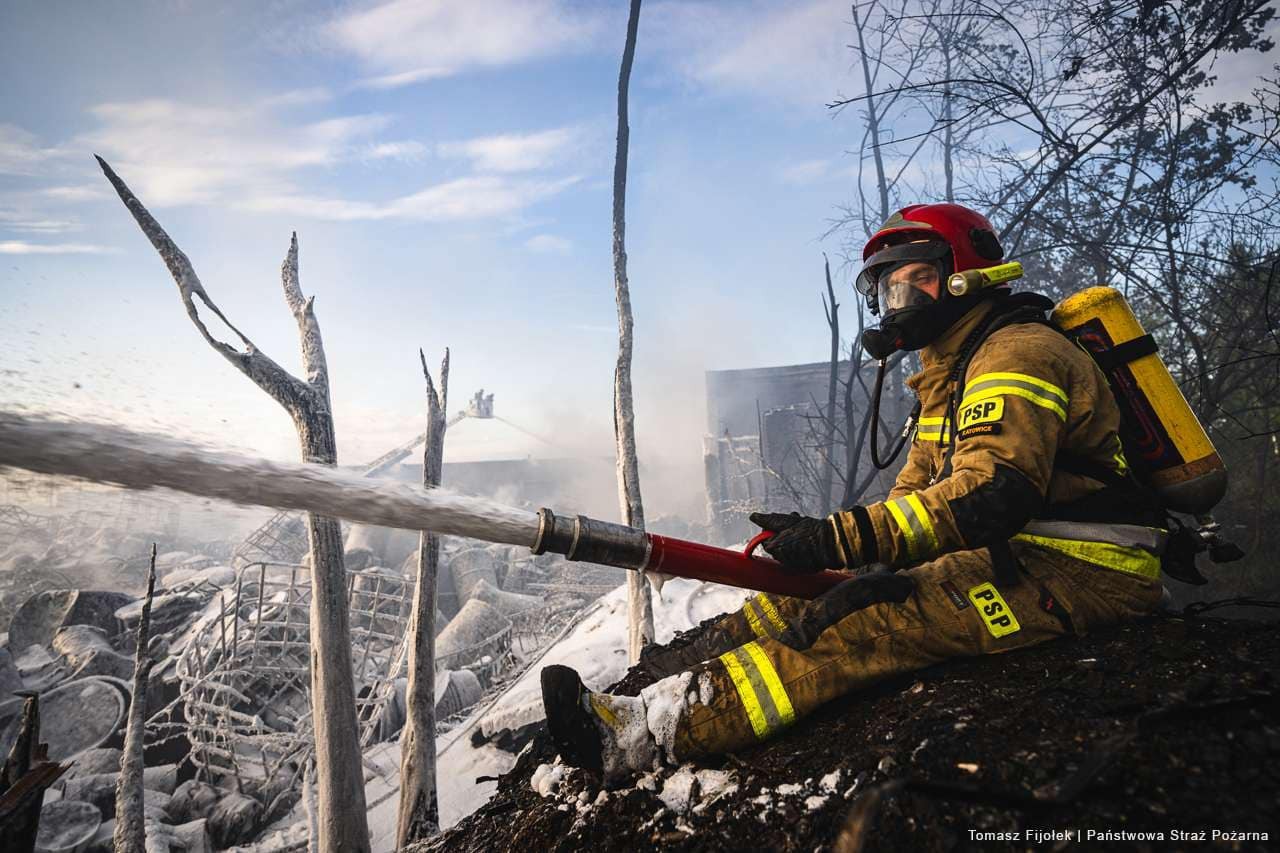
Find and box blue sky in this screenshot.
[1,0,868,504]
[2,1,1274,519]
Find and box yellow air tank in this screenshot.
[1052,286,1227,515]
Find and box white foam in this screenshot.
[697,671,715,705]
[640,671,694,763]
[530,762,566,798]
[594,692,656,778]
[657,767,698,814]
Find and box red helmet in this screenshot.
[857,203,1004,298]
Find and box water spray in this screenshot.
[0,412,847,599]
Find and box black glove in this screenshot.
[748,511,843,573]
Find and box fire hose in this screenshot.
[0,411,848,599]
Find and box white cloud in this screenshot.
[1196,19,1280,108]
[648,1,856,107]
[328,0,603,85]
[261,87,334,107]
[78,98,402,206]
[39,185,109,201]
[362,141,428,161]
[524,233,572,253]
[392,175,578,220]
[0,124,57,175]
[351,67,454,91]
[243,174,580,222]
[0,241,118,255]
[0,209,80,234]
[439,127,580,173]
[60,94,585,225]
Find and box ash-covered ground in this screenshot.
[415,610,1279,853]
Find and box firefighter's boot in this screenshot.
[541,665,656,784]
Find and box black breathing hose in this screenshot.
[869,358,921,470]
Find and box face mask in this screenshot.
[861,255,967,358]
[877,260,943,314]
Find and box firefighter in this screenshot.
[542,203,1167,781]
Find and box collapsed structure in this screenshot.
[0,400,632,852]
[702,360,908,544]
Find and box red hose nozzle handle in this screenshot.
[744,530,774,558]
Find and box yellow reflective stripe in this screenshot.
[965,371,1068,403]
[963,371,1068,421]
[741,641,796,728]
[755,593,788,635]
[887,494,937,561]
[916,416,951,442]
[903,493,940,557]
[963,386,1067,421]
[742,599,769,638]
[885,498,918,559]
[718,649,770,738]
[1012,533,1160,579]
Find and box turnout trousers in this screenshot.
[639,542,1162,761]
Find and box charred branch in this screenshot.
[397,347,450,848]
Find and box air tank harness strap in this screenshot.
[938,293,1056,590]
[1083,333,1158,373]
[943,298,1057,450]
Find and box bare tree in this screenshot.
[396,347,449,848]
[113,545,157,853]
[98,158,370,853]
[827,0,1280,600]
[819,255,841,514]
[612,0,654,662]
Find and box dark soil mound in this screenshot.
[417,611,1279,852]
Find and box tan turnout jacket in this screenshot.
[830,300,1130,569]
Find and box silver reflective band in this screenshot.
[1019,520,1167,555]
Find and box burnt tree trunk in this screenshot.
[612,0,654,664]
[99,158,370,853]
[820,255,840,514]
[2,693,65,853]
[396,348,449,849]
[113,545,157,853]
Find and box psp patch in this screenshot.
[957,397,1004,430]
[966,582,1021,638]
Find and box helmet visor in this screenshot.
[856,239,952,295]
[877,260,944,315]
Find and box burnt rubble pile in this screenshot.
[418,613,1280,853]
[1,506,624,852]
